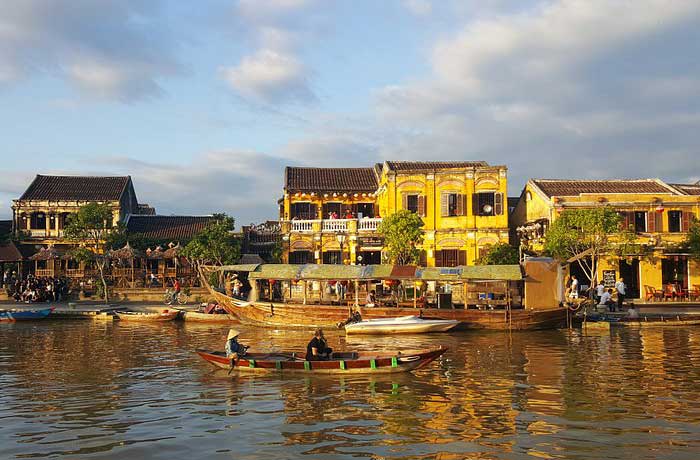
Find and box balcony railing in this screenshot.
[26,229,64,238]
[322,219,351,233]
[358,218,382,232]
[286,218,383,234]
[290,219,319,233]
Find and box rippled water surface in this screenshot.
[2,320,700,459]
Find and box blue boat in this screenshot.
[0,307,54,322]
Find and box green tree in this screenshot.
[63,202,123,303]
[181,214,241,269]
[377,210,424,265]
[544,207,622,285]
[685,216,700,260]
[477,242,519,265]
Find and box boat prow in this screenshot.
[196,346,447,375]
[0,307,54,322]
[344,316,460,335]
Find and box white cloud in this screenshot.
[0,0,181,100]
[221,49,314,104]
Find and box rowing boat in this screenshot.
[181,311,238,323]
[196,346,447,375]
[344,315,459,335]
[114,310,179,322]
[0,307,54,322]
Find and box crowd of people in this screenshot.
[4,273,69,303]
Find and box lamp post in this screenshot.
[336,233,346,265]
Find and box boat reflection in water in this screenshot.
[3,322,700,459]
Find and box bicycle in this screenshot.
[164,289,188,305]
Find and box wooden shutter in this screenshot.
[418,195,426,217]
[682,211,691,232]
[648,211,655,233]
[419,250,427,267]
[441,193,449,217]
[374,204,380,218]
[435,250,444,267]
[402,193,407,211]
[655,211,663,233]
[455,194,464,216]
[494,192,503,215]
[458,250,467,266]
[472,194,479,216]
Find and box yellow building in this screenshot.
[280,161,510,266]
[511,179,700,300]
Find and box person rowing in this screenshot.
[225,329,248,359]
[306,328,333,361]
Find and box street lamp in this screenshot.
[336,233,346,265]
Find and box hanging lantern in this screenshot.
[655,204,664,213]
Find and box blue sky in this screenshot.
[1,0,699,226]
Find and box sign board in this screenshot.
[603,270,616,288]
[358,236,384,248]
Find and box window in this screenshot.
[441,193,465,217]
[322,251,342,264]
[354,203,375,218]
[322,202,342,219]
[30,212,46,230]
[473,192,503,216]
[289,251,313,264]
[406,194,419,213]
[634,211,647,233]
[668,211,682,233]
[290,202,317,220]
[435,249,466,267]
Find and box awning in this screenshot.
[417,265,522,281]
[299,264,364,280]
[249,264,304,280]
[216,264,261,272]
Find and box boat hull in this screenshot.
[182,311,238,323]
[345,317,459,335]
[0,307,53,322]
[115,311,179,322]
[196,347,446,375]
[208,289,566,330]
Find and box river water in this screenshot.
[1,320,700,460]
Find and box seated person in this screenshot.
[225,329,247,358]
[365,290,376,307]
[626,304,639,319]
[306,328,333,361]
[598,288,615,312]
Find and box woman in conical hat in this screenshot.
[225,329,246,358]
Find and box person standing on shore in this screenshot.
[595,280,605,304]
[615,277,626,311]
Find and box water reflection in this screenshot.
[2,321,700,459]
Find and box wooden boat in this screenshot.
[344,315,459,335]
[114,310,179,322]
[196,346,447,375]
[181,311,238,323]
[611,315,700,328]
[209,293,566,330]
[0,307,54,322]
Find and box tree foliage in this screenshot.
[477,242,519,265]
[543,207,622,284]
[377,210,424,265]
[181,214,240,267]
[63,202,121,302]
[686,216,700,260]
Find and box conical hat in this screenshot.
[227,329,240,340]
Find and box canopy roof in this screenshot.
[239,264,522,281]
[29,246,64,261]
[109,242,144,260]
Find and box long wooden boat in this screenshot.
[208,290,566,330]
[611,315,700,328]
[0,307,54,322]
[196,346,447,375]
[114,310,179,322]
[344,315,459,335]
[182,311,238,323]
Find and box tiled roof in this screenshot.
[670,183,700,196]
[385,161,489,171]
[19,175,131,201]
[126,216,214,242]
[0,242,22,262]
[285,167,378,192]
[531,179,676,198]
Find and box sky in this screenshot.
[1,0,699,226]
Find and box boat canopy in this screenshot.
[242,263,522,282]
[215,264,261,272]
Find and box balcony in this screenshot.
[285,218,382,234]
[357,218,382,232]
[26,229,65,239]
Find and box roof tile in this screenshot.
[19,175,131,201]
[126,216,214,242]
[385,161,489,171]
[532,179,676,198]
[285,167,378,192]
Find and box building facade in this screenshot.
[511,179,700,299]
[280,161,510,266]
